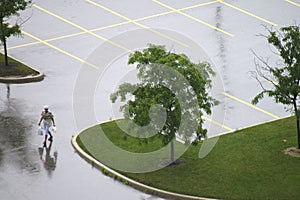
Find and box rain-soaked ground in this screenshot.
[0,0,300,199]
[0,80,160,200]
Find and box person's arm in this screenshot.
[38,115,43,126]
[52,117,56,127]
[51,113,56,127]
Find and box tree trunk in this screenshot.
[3,36,8,66]
[297,116,300,149]
[170,139,174,162]
[0,17,8,66]
[293,98,300,149]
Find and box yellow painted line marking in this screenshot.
[33,4,131,52]
[46,32,86,42]
[202,116,233,131]
[8,32,87,50]
[285,0,300,7]
[131,11,175,22]
[153,0,234,37]
[21,30,97,69]
[8,1,217,50]
[222,92,280,119]
[181,0,219,10]
[217,0,277,26]
[9,23,129,51]
[86,0,189,47]
[8,41,41,50]
[91,1,218,29]
[91,21,131,32]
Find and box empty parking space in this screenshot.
[3,0,300,135]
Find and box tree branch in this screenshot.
[251,49,278,86]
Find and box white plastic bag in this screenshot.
[38,127,44,136]
[51,126,57,133]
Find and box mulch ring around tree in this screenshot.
[284,147,300,157]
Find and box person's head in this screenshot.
[44,105,49,112]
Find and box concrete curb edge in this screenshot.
[71,133,216,200]
[0,56,45,84]
[0,72,45,84]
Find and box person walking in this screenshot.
[38,105,56,147]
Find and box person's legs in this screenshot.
[48,131,53,142]
[43,134,47,147]
[43,125,50,147]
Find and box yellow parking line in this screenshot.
[217,0,277,26]
[181,0,219,10]
[91,21,132,32]
[202,116,233,131]
[222,92,280,119]
[153,0,234,37]
[8,1,217,51]
[33,4,131,52]
[72,1,219,33]
[8,24,127,50]
[133,0,219,21]
[8,41,41,50]
[285,0,300,7]
[7,32,87,50]
[91,1,218,29]
[21,30,97,69]
[86,0,189,47]
[46,32,86,42]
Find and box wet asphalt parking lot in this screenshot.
[0,0,300,199]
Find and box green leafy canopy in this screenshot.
[0,0,31,17]
[111,44,217,144]
[0,0,31,39]
[0,0,32,66]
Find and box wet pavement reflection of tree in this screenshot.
[215,6,228,86]
[6,84,10,99]
[0,107,36,173]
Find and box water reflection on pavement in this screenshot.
[0,95,42,199]
[0,98,40,176]
[0,78,163,200]
[38,141,58,178]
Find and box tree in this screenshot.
[111,44,217,162]
[252,25,300,149]
[0,0,32,66]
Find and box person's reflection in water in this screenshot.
[38,141,58,177]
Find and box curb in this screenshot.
[71,133,216,200]
[210,115,291,139]
[0,57,45,84]
[0,72,45,84]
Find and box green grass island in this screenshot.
[75,116,300,200]
[0,53,44,83]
